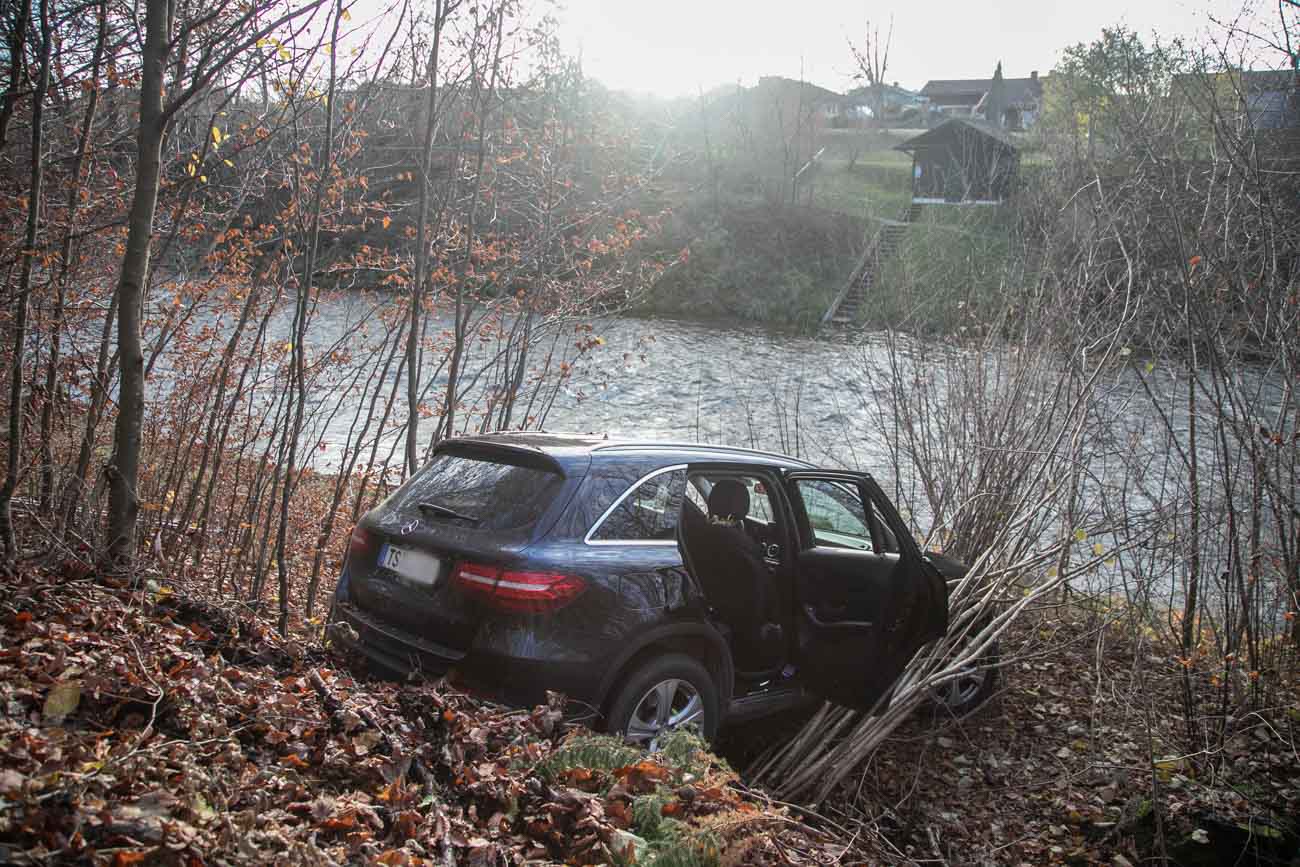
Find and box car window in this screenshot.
[870,500,899,552]
[386,450,563,531]
[687,474,776,523]
[590,468,687,542]
[685,476,709,512]
[747,478,776,523]
[795,479,872,550]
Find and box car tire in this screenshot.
[930,636,999,716]
[605,653,720,749]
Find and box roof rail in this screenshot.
[592,441,816,467]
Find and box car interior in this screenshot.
[678,472,790,675]
[596,470,685,541]
[798,478,900,553]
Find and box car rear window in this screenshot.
[386,449,564,531]
[590,468,686,542]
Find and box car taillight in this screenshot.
[347,526,376,564]
[451,561,585,614]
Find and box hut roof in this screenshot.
[894,117,1019,153]
[920,76,1044,108]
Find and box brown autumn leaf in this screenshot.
[320,808,358,831]
[614,759,671,794]
[352,730,383,755]
[376,778,412,805]
[605,798,631,828]
[43,680,82,725]
[562,766,599,790]
[0,768,25,795]
[389,809,422,841]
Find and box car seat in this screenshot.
[679,480,784,673]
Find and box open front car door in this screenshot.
[782,470,948,711]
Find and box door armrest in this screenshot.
[803,604,874,630]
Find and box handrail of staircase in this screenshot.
[820,228,882,327]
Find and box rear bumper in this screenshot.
[326,600,608,718]
[327,600,466,678]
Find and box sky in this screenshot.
[554,0,1253,97]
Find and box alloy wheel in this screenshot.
[933,662,988,711]
[623,678,704,750]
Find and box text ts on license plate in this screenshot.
[378,543,443,587]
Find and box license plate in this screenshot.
[379,543,443,588]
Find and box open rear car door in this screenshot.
[782,470,948,710]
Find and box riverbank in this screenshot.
[621,180,1015,333]
[628,193,868,330]
[3,562,1295,865]
[722,598,1299,864]
[0,564,865,865]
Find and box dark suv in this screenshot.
[328,433,965,744]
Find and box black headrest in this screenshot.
[707,479,749,521]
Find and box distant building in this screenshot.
[844,83,929,117]
[920,71,1045,130]
[1173,69,1299,131]
[751,76,846,123]
[896,118,1019,204]
[1241,70,1300,129]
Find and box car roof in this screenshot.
[444,431,817,470]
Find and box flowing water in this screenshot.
[155,291,1291,604]
[256,296,904,472]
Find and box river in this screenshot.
[289,306,905,476]
[163,292,1291,602]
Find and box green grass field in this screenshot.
[807,131,1021,331]
[636,128,1022,331]
[868,206,1018,331]
[807,130,915,221]
[810,157,912,222]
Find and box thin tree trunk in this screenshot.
[0,0,51,563]
[273,0,342,635]
[306,319,405,616]
[105,0,169,571]
[405,0,447,476]
[39,0,107,518]
[172,286,260,549]
[0,0,30,152]
[193,286,281,574]
[60,294,118,534]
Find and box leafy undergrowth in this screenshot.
[730,606,1300,865]
[0,565,865,865]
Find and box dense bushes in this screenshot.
[639,196,865,327]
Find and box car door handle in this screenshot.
[803,604,873,630]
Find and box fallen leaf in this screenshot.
[352,730,383,755]
[43,680,82,724]
[321,808,358,831]
[0,768,25,794]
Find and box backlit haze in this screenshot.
[555,0,1252,98]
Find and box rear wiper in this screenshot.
[417,501,479,523]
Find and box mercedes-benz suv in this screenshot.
[328,433,978,745]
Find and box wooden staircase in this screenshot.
[822,204,924,328]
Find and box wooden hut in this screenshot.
[895,118,1019,204]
